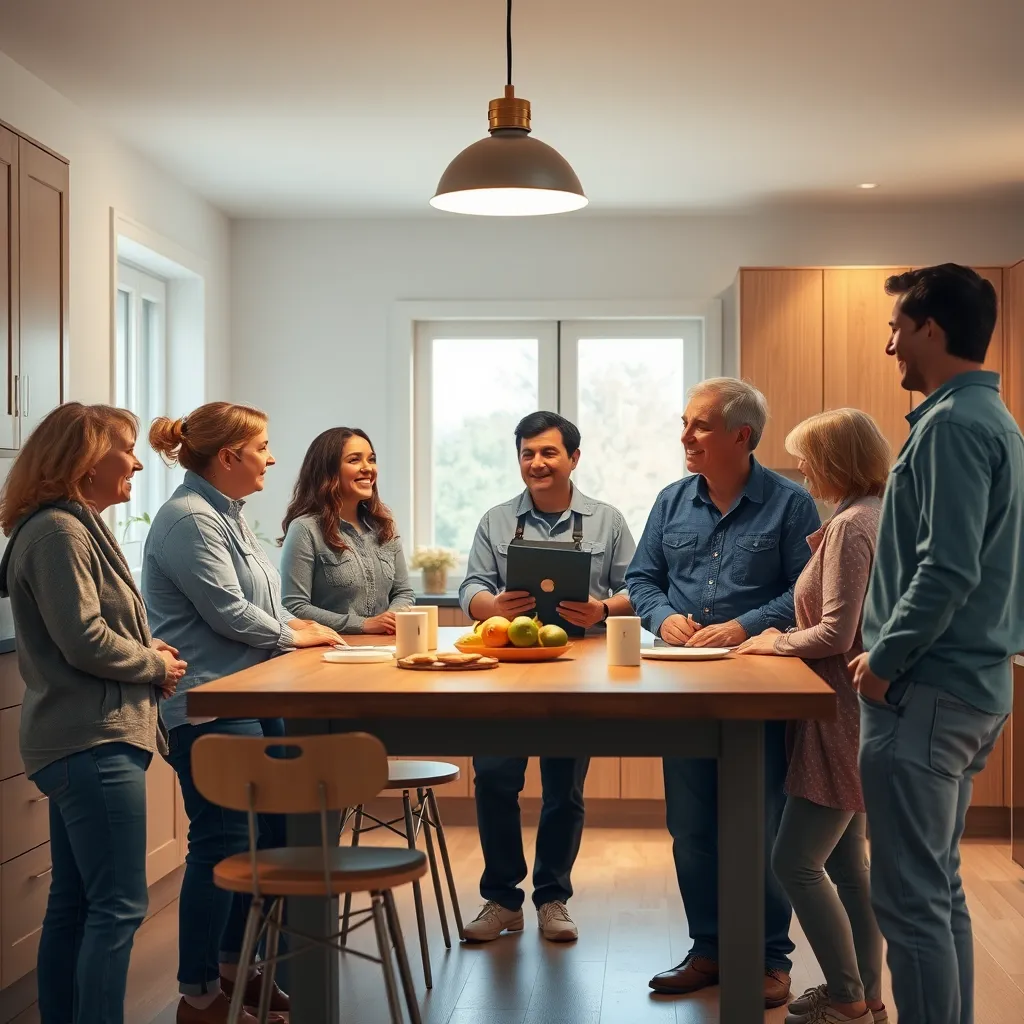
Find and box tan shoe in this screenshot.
[765,968,792,1009]
[220,972,289,1018]
[462,901,525,942]
[648,954,719,994]
[537,901,578,942]
[176,993,258,1024]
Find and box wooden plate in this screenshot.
[454,643,573,663]
[397,656,499,672]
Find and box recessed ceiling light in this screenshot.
[858,183,878,189]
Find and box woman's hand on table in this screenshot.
[735,628,783,655]
[685,619,748,648]
[557,596,606,629]
[363,611,397,635]
[290,622,344,648]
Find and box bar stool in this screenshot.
[191,731,426,1024]
[340,760,465,989]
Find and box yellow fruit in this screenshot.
[472,620,484,634]
[538,624,569,648]
[479,616,511,648]
[507,616,540,648]
[457,632,484,647]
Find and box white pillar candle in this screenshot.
[417,605,439,650]
[606,616,642,667]
[395,610,429,660]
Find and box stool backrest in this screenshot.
[191,732,388,814]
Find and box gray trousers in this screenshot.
[771,796,883,1004]
[859,681,1006,1024]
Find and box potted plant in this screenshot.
[409,547,458,595]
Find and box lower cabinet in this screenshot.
[0,842,50,989]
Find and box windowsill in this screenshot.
[412,592,462,608]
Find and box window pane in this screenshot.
[115,289,130,408]
[571,337,689,543]
[432,338,539,555]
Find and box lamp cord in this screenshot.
[506,0,513,86]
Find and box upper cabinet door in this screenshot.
[740,269,824,469]
[0,128,18,451]
[823,268,912,456]
[1005,261,1024,432]
[18,139,68,442]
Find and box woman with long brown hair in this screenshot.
[280,426,414,634]
[0,403,186,1024]
[142,402,341,1024]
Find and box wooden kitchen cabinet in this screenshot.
[145,752,188,885]
[823,268,912,455]
[0,128,18,451]
[1004,261,1024,431]
[739,269,824,468]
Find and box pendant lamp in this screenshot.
[430,0,588,216]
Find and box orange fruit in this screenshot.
[479,616,511,648]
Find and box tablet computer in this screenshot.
[505,541,593,638]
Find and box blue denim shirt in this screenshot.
[864,371,1024,714]
[142,471,295,730]
[626,459,820,638]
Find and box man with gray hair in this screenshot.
[626,377,820,1008]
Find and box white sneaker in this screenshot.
[462,901,524,942]
[537,901,579,942]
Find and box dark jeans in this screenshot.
[663,720,794,971]
[473,756,589,911]
[31,742,152,1024]
[165,717,286,995]
[860,682,1006,1024]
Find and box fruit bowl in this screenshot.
[454,642,573,663]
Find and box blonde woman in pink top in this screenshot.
[737,408,890,1024]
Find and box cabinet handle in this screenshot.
[22,375,29,417]
[29,794,48,803]
[30,866,52,880]
[12,373,18,417]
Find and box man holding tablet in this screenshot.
[459,410,635,944]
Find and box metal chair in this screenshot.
[191,732,425,1024]
[340,760,465,989]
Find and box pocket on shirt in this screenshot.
[319,551,360,588]
[377,550,397,582]
[662,531,698,571]
[732,533,780,587]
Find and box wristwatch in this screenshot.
[601,601,610,622]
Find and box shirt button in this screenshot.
[708,580,714,586]
[712,552,718,557]
[704,607,710,613]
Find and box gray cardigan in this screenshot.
[280,514,414,633]
[0,502,166,777]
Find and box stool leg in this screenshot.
[427,787,465,940]
[402,790,433,989]
[418,786,451,949]
[384,889,422,1024]
[256,899,283,1024]
[229,897,263,1024]
[371,892,404,1024]
[340,804,364,945]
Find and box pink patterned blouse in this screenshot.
[773,497,881,812]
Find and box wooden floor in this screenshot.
[13,828,1024,1024]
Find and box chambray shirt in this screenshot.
[864,371,1024,714]
[459,487,636,626]
[142,471,295,730]
[626,459,820,638]
[280,514,415,633]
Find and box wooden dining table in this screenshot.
[188,628,835,1024]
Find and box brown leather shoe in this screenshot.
[764,967,792,1008]
[220,972,290,1015]
[176,993,258,1024]
[648,954,719,994]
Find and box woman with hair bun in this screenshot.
[142,402,341,1024]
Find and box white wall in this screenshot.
[231,204,1024,555]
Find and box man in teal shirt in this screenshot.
[851,264,1024,1024]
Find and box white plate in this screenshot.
[335,644,395,652]
[322,649,395,664]
[641,647,732,661]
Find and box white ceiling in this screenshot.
[2,0,1022,216]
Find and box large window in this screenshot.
[413,319,705,563]
[115,262,168,557]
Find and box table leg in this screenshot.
[718,720,765,1024]
[285,720,340,1024]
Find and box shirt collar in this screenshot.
[184,470,244,517]
[514,483,595,520]
[693,457,765,507]
[907,370,1000,426]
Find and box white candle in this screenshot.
[395,610,429,660]
[607,616,642,667]
[418,605,439,650]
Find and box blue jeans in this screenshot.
[860,682,1006,1024]
[31,742,152,1024]
[663,720,794,971]
[474,756,590,911]
[165,717,286,995]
